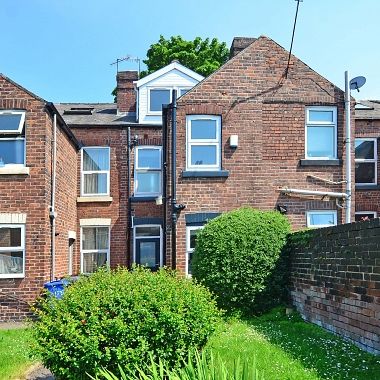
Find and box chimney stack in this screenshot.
[116,71,138,115]
[229,37,257,59]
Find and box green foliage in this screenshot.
[208,310,380,380]
[0,328,34,379]
[192,208,291,315]
[140,35,229,78]
[31,268,220,379]
[287,229,313,247]
[112,35,228,100]
[94,351,264,380]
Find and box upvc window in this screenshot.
[179,88,190,97]
[0,111,26,168]
[134,146,162,196]
[186,115,221,171]
[305,107,337,159]
[81,226,109,274]
[148,88,192,114]
[186,226,203,276]
[0,111,25,134]
[81,147,110,196]
[0,224,25,278]
[148,89,171,113]
[306,210,337,228]
[355,138,377,185]
[355,211,377,222]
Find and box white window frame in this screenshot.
[0,137,26,168]
[147,87,192,115]
[179,88,191,97]
[305,106,337,160]
[133,224,163,268]
[306,210,337,228]
[147,88,172,115]
[186,225,204,276]
[134,146,162,197]
[0,110,26,134]
[355,137,377,185]
[355,211,377,221]
[0,224,25,279]
[186,115,221,171]
[81,146,110,197]
[80,226,110,274]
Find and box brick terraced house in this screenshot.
[354,100,380,221]
[0,36,377,320]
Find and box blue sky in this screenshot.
[1,0,379,102]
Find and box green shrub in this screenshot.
[192,207,291,315]
[31,268,220,379]
[94,351,264,380]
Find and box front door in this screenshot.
[136,238,161,271]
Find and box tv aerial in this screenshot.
[110,55,141,76]
[349,76,366,92]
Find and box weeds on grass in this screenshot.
[93,351,264,380]
[249,307,380,380]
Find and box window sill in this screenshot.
[0,274,25,279]
[130,196,160,202]
[356,185,380,190]
[182,170,229,178]
[0,166,30,175]
[77,196,113,203]
[300,159,341,166]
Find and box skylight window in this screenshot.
[0,111,25,134]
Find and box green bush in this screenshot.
[192,207,291,315]
[31,268,220,379]
[94,351,264,380]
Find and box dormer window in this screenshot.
[0,110,26,167]
[148,89,171,113]
[148,88,192,114]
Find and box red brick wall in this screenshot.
[289,219,380,354]
[0,79,45,319]
[50,120,78,278]
[117,71,138,114]
[355,118,380,216]
[71,126,163,271]
[171,36,354,273]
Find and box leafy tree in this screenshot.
[112,35,229,101]
[140,35,229,78]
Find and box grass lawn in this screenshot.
[0,328,34,380]
[207,308,380,380]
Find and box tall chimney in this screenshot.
[116,71,138,116]
[229,37,257,59]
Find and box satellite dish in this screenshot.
[350,76,366,92]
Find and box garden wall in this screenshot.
[289,218,380,354]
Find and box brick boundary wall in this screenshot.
[289,219,380,354]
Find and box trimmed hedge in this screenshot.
[31,268,220,379]
[192,207,291,315]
